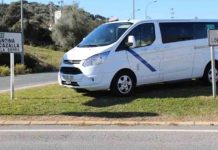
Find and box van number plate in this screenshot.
[63,74,74,82]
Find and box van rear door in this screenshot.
[159,22,195,81]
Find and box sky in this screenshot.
[5,0,218,20]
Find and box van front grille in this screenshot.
[64,60,81,65]
[60,67,82,75]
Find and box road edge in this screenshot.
[1,120,218,126]
[0,82,57,94]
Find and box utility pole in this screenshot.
[170,8,175,19]
[58,0,64,12]
[133,0,135,19]
[49,1,54,29]
[145,0,157,19]
[21,0,24,64]
[1,0,3,5]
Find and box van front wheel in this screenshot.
[111,72,136,96]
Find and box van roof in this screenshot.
[109,19,218,24]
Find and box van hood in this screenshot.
[64,45,113,60]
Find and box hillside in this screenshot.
[24,45,64,72]
[0,1,59,46]
[0,1,106,47]
[0,1,106,75]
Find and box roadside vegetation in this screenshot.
[51,4,105,50]
[0,81,218,121]
[0,1,57,46]
[0,1,106,49]
[0,64,28,76]
[0,1,106,75]
[24,45,64,72]
[0,45,64,76]
[0,65,10,76]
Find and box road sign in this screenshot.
[209,30,218,46]
[208,30,218,98]
[0,32,22,100]
[0,32,22,53]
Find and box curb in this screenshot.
[1,120,218,126]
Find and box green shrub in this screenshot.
[0,66,10,76]
[15,64,28,75]
[0,64,29,76]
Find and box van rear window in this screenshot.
[160,22,218,44]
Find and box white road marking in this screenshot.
[0,129,218,133]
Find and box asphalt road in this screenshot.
[0,72,58,92]
[0,125,218,150]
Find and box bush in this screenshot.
[0,64,29,76]
[51,4,105,50]
[0,66,10,76]
[15,64,28,75]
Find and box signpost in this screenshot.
[208,30,218,98]
[0,32,22,100]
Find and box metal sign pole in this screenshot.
[10,53,15,100]
[211,46,216,98]
[133,0,135,19]
[208,30,218,98]
[20,0,24,65]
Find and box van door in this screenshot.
[159,22,195,81]
[125,23,161,85]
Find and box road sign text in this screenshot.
[209,30,218,46]
[0,32,22,53]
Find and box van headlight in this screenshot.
[83,51,110,67]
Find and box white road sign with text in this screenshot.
[0,32,22,53]
[209,30,218,46]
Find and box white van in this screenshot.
[58,19,218,96]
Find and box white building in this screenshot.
[54,10,62,24]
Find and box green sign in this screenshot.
[207,24,215,30]
[0,33,4,38]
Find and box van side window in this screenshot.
[129,23,155,47]
[193,22,218,39]
[141,24,156,46]
[160,22,218,43]
[116,23,155,51]
[193,23,207,39]
[160,23,194,43]
[130,25,141,47]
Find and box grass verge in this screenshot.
[0,81,218,120]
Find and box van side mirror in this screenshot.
[126,35,136,49]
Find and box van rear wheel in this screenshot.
[203,64,218,84]
[111,71,136,96]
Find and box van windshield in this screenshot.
[78,22,133,47]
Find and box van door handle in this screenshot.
[153,47,160,50]
[194,45,209,49]
[163,45,170,49]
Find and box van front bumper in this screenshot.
[58,70,111,91]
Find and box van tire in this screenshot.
[111,71,136,96]
[203,62,218,85]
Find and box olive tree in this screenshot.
[52,4,104,50]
